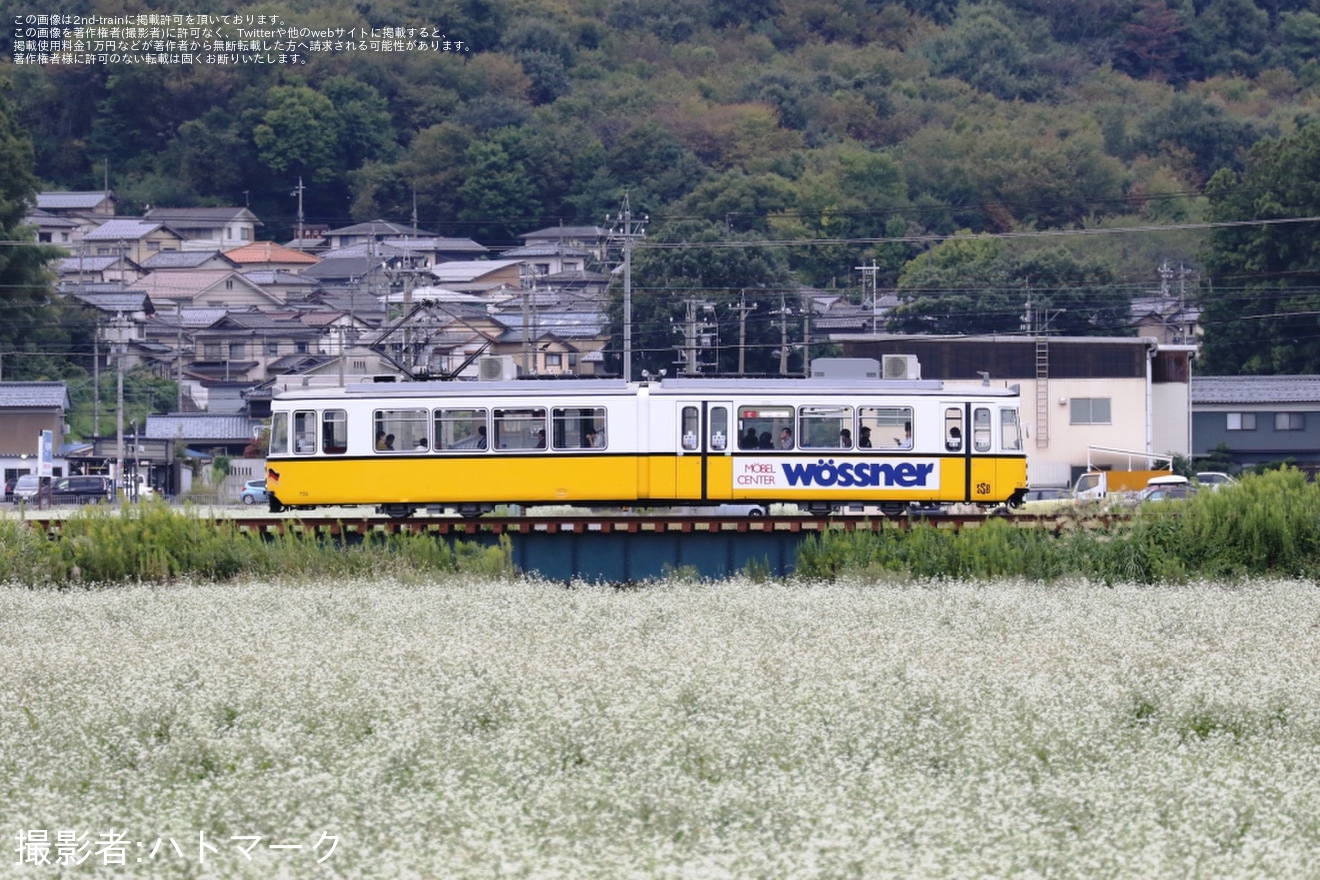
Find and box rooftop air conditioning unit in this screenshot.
[478,355,520,381]
[882,354,921,380]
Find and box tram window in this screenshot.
[681,406,700,451]
[374,408,427,453]
[944,408,964,452]
[322,410,347,454]
[1001,409,1022,451]
[269,412,289,456]
[861,406,914,450]
[293,410,317,454]
[493,407,547,451]
[973,407,992,452]
[799,405,854,449]
[436,408,488,451]
[738,405,792,451]
[709,406,728,451]
[553,406,606,450]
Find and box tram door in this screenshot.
[674,402,732,502]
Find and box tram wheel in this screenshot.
[383,504,415,520]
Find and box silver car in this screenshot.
[239,479,268,505]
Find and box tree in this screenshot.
[889,235,1128,336]
[252,85,338,184]
[0,79,62,373]
[1201,124,1320,374]
[456,129,541,245]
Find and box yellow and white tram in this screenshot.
[264,366,1028,517]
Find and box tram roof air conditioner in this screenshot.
[478,355,521,381]
[882,354,921,380]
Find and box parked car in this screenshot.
[3,476,16,502]
[1015,487,1073,514]
[1195,471,1236,490]
[50,475,114,504]
[11,474,42,503]
[239,479,268,505]
[1138,475,1196,504]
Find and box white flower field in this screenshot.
[5,577,1320,878]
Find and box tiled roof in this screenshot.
[1191,375,1320,405]
[145,413,262,441]
[320,242,415,260]
[145,207,259,226]
[225,241,319,264]
[135,270,275,301]
[500,244,593,258]
[36,191,113,210]
[429,259,523,283]
[521,226,610,240]
[69,291,154,314]
[326,219,436,237]
[0,381,70,409]
[381,237,487,254]
[241,269,317,287]
[57,256,125,272]
[83,219,172,240]
[299,256,381,279]
[140,250,234,269]
[26,210,80,228]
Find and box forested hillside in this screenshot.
[6,0,1320,374]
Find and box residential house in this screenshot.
[239,269,320,303]
[287,289,388,327]
[322,219,437,249]
[0,382,72,486]
[81,219,185,264]
[429,259,524,295]
[134,269,283,311]
[36,190,117,217]
[1191,375,1320,474]
[1131,295,1201,346]
[24,209,81,247]
[56,254,143,286]
[380,236,488,267]
[145,411,264,460]
[518,225,612,263]
[63,288,156,370]
[296,252,395,295]
[189,310,324,384]
[499,242,594,279]
[35,191,117,238]
[536,268,611,298]
[492,304,609,376]
[143,206,261,250]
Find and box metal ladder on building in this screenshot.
[1035,337,1050,447]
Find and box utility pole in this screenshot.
[292,177,306,243]
[103,316,133,490]
[856,260,879,334]
[732,291,757,376]
[607,192,646,382]
[175,301,185,411]
[93,329,100,437]
[778,291,790,376]
[800,290,811,377]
